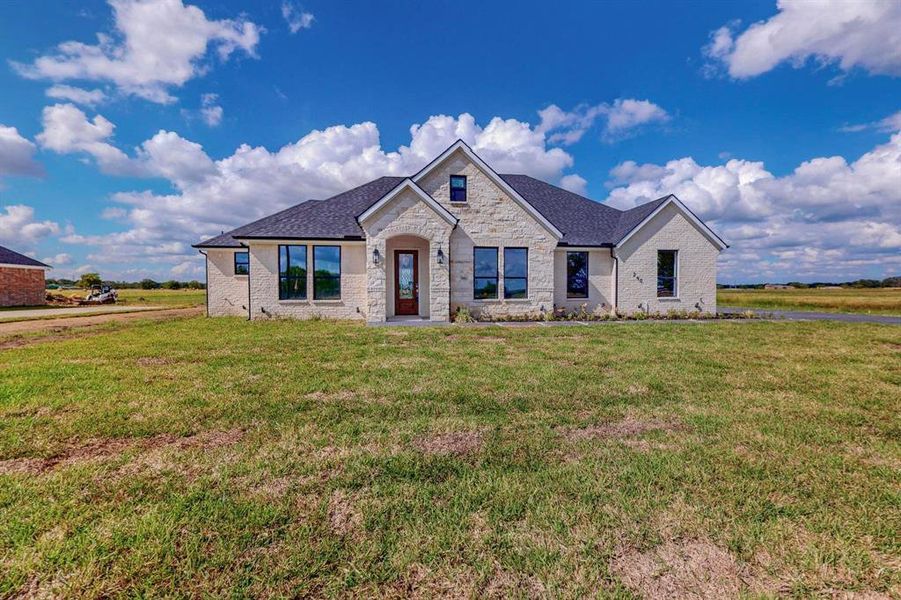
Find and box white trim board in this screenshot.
[615,195,728,251]
[411,140,564,240]
[357,178,458,226]
[0,262,50,270]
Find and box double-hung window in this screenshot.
[450,175,467,202]
[503,247,528,299]
[313,245,341,300]
[234,251,249,275]
[473,247,498,299]
[279,245,307,299]
[657,250,677,298]
[566,251,589,298]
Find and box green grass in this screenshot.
[49,288,206,308]
[718,287,901,315]
[1,317,898,597]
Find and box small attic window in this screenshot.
[450,175,467,202]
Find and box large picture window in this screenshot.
[313,245,341,300]
[234,251,249,275]
[566,251,589,298]
[503,247,528,299]
[657,250,677,298]
[279,245,307,300]
[473,247,498,299]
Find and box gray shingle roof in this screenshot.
[194,177,404,248]
[0,245,49,268]
[194,173,669,248]
[500,175,668,246]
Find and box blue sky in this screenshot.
[0,0,899,283]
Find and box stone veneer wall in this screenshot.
[416,152,558,319]
[615,203,719,315]
[0,266,45,307]
[248,241,367,320]
[205,249,250,317]
[553,248,615,314]
[361,189,453,322]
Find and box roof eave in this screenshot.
[231,235,366,242]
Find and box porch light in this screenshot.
[437,246,445,265]
[372,248,381,266]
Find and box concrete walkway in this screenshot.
[718,306,900,325]
[0,305,162,321]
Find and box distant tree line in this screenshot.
[719,276,900,289]
[46,273,205,290]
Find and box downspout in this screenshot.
[447,221,459,322]
[609,247,619,314]
[199,250,210,317]
[241,242,251,321]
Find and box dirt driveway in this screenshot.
[0,306,202,343]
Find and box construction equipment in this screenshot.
[81,284,118,304]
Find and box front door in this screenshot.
[394,250,419,316]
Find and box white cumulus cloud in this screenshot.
[12,0,263,104]
[54,111,582,274]
[46,84,107,106]
[41,253,72,266]
[604,123,901,282]
[703,0,901,79]
[0,204,60,247]
[281,2,314,34]
[0,125,43,178]
[199,93,223,126]
[538,99,669,145]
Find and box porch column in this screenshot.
[429,234,451,322]
[366,237,387,323]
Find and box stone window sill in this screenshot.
[657,297,681,302]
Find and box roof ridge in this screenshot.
[500,173,622,213]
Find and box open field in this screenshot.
[1,316,898,597]
[44,288,206,309]
[718,287,901,315]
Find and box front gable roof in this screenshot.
[357,178,458,226]
[614,195,728,251]
[412,140,564,239]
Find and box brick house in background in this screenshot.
[0,245,49,307]
[195,140,727,322]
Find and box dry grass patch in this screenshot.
[0,428,244,476]
[413,430,484,456]
[559,416,686,442]
[611,538,763,599]
[328,489,362,536]
[483,563,547,598]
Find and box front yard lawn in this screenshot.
[1,317,898,597]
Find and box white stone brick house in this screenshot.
[194,141,727,322]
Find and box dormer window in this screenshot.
[450,175,467,202]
